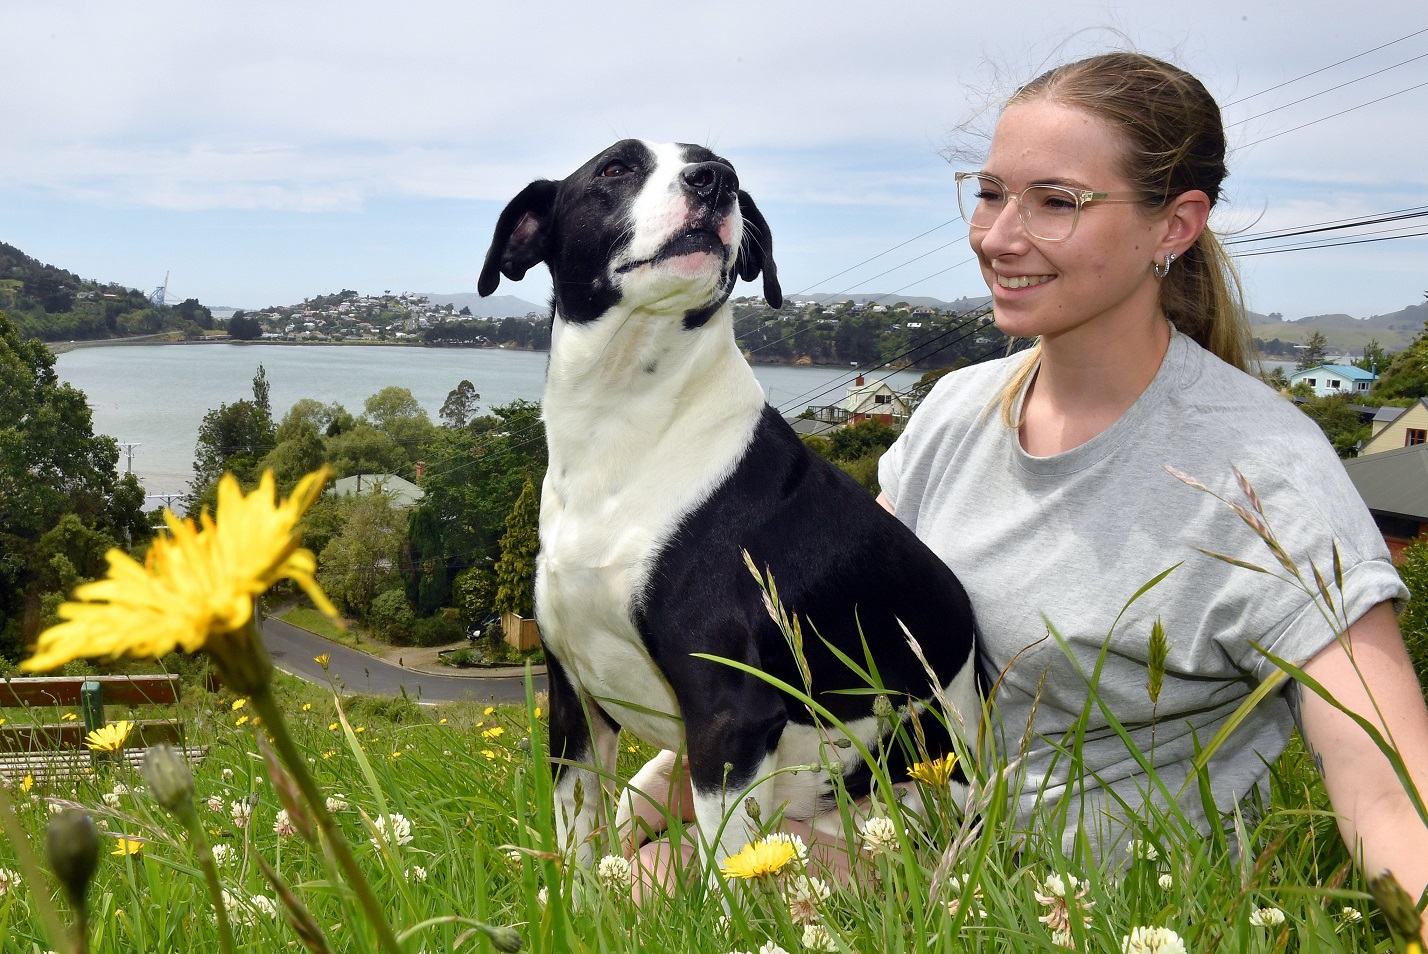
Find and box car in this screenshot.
[466,613,503,643]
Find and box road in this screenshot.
[260,614,546,705]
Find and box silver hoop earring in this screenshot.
[1153,252,1177,280]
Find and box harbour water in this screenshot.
[54,342,926,503]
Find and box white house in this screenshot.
[1286,363,1377,398]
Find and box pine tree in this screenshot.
[494,477,539,618]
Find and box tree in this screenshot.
[0,309,150,660]
[228,314,263,340]
[363,386,435,466]
[186,367,277,508]
[1354,339,1389,374]
[439,380,481,429]
[494,477,539,618]
[1297,331,1330,371]
[1298,394,1369,458]
[317,492,408,617]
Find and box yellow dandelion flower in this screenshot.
[302,703,312,712]
[355,726,365,734]
[21,775,33,792]
[62,712,79,721]
[390,750,402,760]
[533,707,542,719]
[438,718,447,725]
[484,706,495,715]
[235,715,249,727]
[720,837,798,879]
[481,749,496,760]
[84,720,134,753]
[231,698,247,711]
[112,837,144,856]
[22,468,339,674]
[322,750,335,760]
[908,753,958,787]
[314,653,330,668]
[328,722,339,732]
[0,718,6,726]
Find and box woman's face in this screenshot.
[971,99,1169,345]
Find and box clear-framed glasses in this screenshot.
[954,171,1151,242]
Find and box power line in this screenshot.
[1231,228,1428,258]
[1226,50,1428,129]
[1223,27,1428,106]
[1242,78,1428,147]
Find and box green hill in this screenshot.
[1252,302,1427,356]
[0,240,212,343]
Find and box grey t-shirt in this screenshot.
[879,330,1406,857]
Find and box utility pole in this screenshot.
[118,442,141,474]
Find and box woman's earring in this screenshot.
[1152,252,1177,280]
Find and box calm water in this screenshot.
[54,343,924,502]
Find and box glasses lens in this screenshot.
[957,174,1005,230]
[1019,186,1080,241]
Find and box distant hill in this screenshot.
[1252,301,1427,354]
[421,291,545,317]
[793,292,993,311]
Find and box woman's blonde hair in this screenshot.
[991,52,1258,424]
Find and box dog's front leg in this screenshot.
[548,657,621,865]
[683,693,788,885]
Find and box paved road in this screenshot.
[260,614,546,704]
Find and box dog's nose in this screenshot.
[681,161,738,203]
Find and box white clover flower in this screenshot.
[765,831,809,864]
[0,867,22,896]
[407,865,427,883]
[249,895,278,919]
[1036,873,1093,934]
[325,794,348,813]
[221,890,254,927]
[1338,906,1363,924]
[1128,839,1159,861]
[536,886,549,909]
[947,875,988,920]
[102,792,122,808]
[596,854,633,890]
[1051,928,1075,949]
[1250,906,1286,928]
[230,800,252,829]
[786,874,831,924]
[371,812,413,848]
[1158,874,1174,891]
[221,768,234,781]
[206,795,225,813]
[800,925,835,952]
[211,844,235,868]
[47,803,64,816]
[859,816,899,853]
[273,809,298,837]
[1121,926,1187,954]
[758,943,791,954]
[111,782,131,796]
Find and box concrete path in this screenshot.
[260,613,546,705]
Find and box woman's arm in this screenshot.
[1297,601,1428,921]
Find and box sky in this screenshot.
[3,1,1426,321]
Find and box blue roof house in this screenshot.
[1286,363,1377,398]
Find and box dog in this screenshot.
[478,139,978,878]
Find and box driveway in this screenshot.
[260,614,546,705]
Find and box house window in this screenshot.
[874,394,891,405]
[1406,429,1427,447]
[1328,379,1342,390]
[1357,381,1371,391]
[1305,378,1317,388]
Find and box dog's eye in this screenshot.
[600,161,630,178]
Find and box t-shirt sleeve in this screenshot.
[878,434,906,511]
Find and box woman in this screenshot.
[629,52,1428,914]
[876,52,1428,901]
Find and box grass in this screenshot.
[0,656,1412,954]
[278,605,384,655]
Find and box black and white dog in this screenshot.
[478,140,978,875]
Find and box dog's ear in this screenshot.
[478,180,560,297]
[735,190,782,309]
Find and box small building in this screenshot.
[1342,443,1428,560]
[331,473,425,509]
[807,376,911,428]
[1358,399,1428,456]
[1287,363,1377,398]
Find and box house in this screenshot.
[1358,400,1427,456]
[807,376,911,428]
[331,473,425,509]
[1342,443,1428,560]
[1287,363,1376,398]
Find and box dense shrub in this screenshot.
[411,609,465,647]
[367,587,415,643]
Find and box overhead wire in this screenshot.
[1222,27,1428,107]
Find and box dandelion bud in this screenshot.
[873,695,894,721]
[46,809,100,910]
[142,744,196,814]
[1367,872,1423,947]
[743,796,762,825]
[474,922,524,952]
